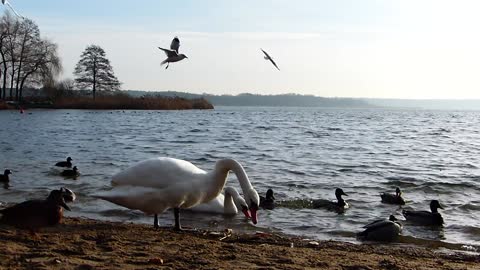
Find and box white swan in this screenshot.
[95,157,259,230]
[189,186,250,217]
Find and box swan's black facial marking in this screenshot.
[249,201,259,224]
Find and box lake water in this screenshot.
[1,107,479,251]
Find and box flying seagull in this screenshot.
[1,0,24,19]
[158,36,188,69]
[261,48,280,71]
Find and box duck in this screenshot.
[357,215,402,242]
[95,157,260,231]
[259,188,275,210]
[0,169,12,184]
[0,188,74,232]
[380,187,406,205]
[312,188,349,212]
[61,166,79,177]
[55,157,73,168]
[403,200,444,226]
[189,186,251,217]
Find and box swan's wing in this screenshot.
[170,37,180,53]
[158,47,178,58]
[189,194,225,214]
[112,157,207,189]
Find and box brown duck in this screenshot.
[0,188,73,232]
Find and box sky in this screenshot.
[5,0,480,99]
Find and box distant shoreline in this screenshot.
[0,96,214,110]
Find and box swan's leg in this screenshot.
[173,208,181,231]
[154,214,159,229]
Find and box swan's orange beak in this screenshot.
[241,207,251,219]
[250,206,258,224]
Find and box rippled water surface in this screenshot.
[1,107,479,250]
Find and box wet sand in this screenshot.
[0,217,478,270]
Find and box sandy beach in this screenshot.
[0,217,478,270]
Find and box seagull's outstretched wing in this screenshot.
[170,37,180,54]
[158,47,178,58]
[261,48,280,71]
[2,0,23,18]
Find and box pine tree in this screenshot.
[73,45,120,100]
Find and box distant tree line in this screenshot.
[0,12,61,101]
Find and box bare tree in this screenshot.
[73,45,121,100]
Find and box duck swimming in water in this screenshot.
[0,188,75,232]
[380,187,406,205]
[357,215,402,242]
[259,189,275,210]
[403,200,444,226]
[61,166,79,177]
[0,169,11,184]
[312,188,349,212]
[55,157,73,168]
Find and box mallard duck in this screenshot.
[61,166,79,177]
[312,188,349,212]
[259,188,275,210]
[380,187,406,205]
[55,157,72,168]
[0,188,73,232]
[403,200,444,226]
[0,169,12,183]
[357,215,402,242]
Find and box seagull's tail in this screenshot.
[160,59,168,66]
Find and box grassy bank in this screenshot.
[0,95,214,110]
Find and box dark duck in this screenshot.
[61,166,79,177]
[403,200,444,226]
[0,169,12,184]
[259,189,275,210]
[312,188,349,212]
[0,188,75,232]
[380,187,406,205]
[55,157,73,168]
[357,215,402,242]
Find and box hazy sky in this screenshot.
[6,0,480,98]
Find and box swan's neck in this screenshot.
[223,189,237,213]
[215,159,252,193]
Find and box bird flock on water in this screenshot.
[0,2,446,244]
[1,155,445,243]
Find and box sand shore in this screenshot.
[0,217,478,270]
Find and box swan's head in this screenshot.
[388,215,398,222]
[245,188,260,224]
[234,196,251,219]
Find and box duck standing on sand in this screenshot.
[55,157,73,168]
[380,187,406,205]
[403,200,444,226]
[312,188,349,212]
[0,188,75,232]
[259,189,275,210]
[357,215,402,242]
[61,166,80,177]
[0,169,12,184]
